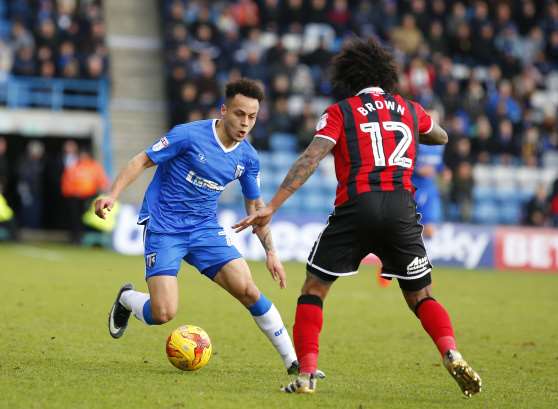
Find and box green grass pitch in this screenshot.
[1,243,557,409]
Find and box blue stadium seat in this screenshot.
[499,203,521,225]
[270,133,298,153]
[473,201,499,225]
[473,185,494,202]
[271,152,297,170]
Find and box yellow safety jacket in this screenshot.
[0,194,14,222]
[82,199,120,233]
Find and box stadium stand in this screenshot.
[0,0,110,235]
[159,0,558,226]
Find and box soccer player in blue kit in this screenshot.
[94,79,300,374]
[413,144,445,238]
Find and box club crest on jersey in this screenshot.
[316,113,328,131]
[152,137,169,152]
[234,164,245,179]
[146,252,157,268]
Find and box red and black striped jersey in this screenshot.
[314,87,434,206]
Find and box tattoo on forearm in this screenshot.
[258,228,274,252]
[280,138,333,193]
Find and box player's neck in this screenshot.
[215,120,237,148]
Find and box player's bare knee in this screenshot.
[232,281,260,306]
[152,305,177,323]
[301,274,330,300]
[243,282,260,305]
[402,286,433,312]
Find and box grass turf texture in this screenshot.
[1,243,557,409]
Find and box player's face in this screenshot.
[221,94,259,142]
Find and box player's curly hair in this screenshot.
[331,37,399,99]
[225,78,265,102]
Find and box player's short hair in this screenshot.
[225,78,264,102]
[331,37,399,99]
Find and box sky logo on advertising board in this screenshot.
[425,224,492,269]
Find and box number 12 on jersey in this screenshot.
[360,121,413,168]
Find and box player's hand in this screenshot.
[265,251,286,289]
[233,206,274,233]
[94,195,115,219]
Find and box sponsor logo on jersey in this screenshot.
[406,256,429,274]
[185,170,225,191]
[234,164,245,179]
[316,113,328,131]
[152,136,169,152]
[146,252,156,268]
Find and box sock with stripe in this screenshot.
[249,293,297,368]
[415,297,456,356]
[119,290,156,325]
[293,294,323,374]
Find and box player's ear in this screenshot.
[220,103,227,116]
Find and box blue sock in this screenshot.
[248,293,272,316]
[142,299,156,325]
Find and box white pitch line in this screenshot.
[14,246,65,262]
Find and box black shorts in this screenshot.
[306,190,432,291]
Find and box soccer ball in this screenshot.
[166,325,212,371]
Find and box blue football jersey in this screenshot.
[138,119,261,233]
[413,144,444,189]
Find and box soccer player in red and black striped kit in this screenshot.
[234,37,481,397]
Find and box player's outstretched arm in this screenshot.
[243,197,287,288]
[95,151,155,219]
[419,123,448,145]
[233,137,334,232]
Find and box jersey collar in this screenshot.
[213,119,240,153]
[356,86,385,95]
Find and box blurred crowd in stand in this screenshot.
[0,136,110,242]
[160,0,558,226]
[0,0,108,80]
[0,0,110,241]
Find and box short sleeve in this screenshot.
[145,125,190,164]
[314,103,343,144]
[239,154,261,200]
[411,101,434,134]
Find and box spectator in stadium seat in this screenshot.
[494,119,520,163]
[0,40,13,81]
[450,161,474,223]
[471,116,495,164]
[9,20,35,52]
[171,81,197,126]
[279,0,306,32]
[517,0,538,35]
[549,179,558,227]
[39,60,56,78]
[16,141,45,229]
[61,148,109,244]
[306,0,329,25]
[472,24,499,66]
[268,97,294,135]
[0,137,8,193]
[12,46,36,76]
[390,13,422,55]
[84,54,105,79]
[523,184,549,226]
[427,20,449,56]
[257,0,280,28]
[327,0,351,35]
